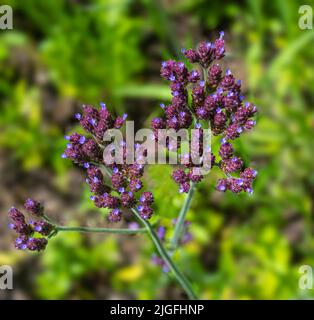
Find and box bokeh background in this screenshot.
[0,0,314,299]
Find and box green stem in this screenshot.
[56,225,146,235]
[78,165,196,298]
[131,208,197,300]
[202,67,207,82]
[43,214,55,224]
[170,182,195,252]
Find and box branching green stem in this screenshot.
[56,225,146,235]
[60,158,197,298]
[169,182,195,252]
[131,207,197,300]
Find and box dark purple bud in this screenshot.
[114,114,127,129]
[179,182,190,193]
[129,179,143,192]
[24,199,44,217]
[224,123,242,140]
[172,169,189,184]
[14,235,29,250]
[183,49,200,63]
[82,139,102,160]
[207,64,222,86]
[8,207,25,223]
[228,178,243,193]
[219,142,234,159]
[128,163,144,178]
[214,33,225,60]
[108,208,122,223]
[221,156,243,173]
[27,237,48,252]
[188,70,200,83]
[111,172,126,191]
[121,191,136,208]
[216,178,229,192]
[139,191,154,205]
[220,73,235,91]
[11,222,33,236]
[31,220,55,236]
[138,205,153,220]
[197,41,215,68]
[240,168,257,180]
[102,194,120,209]
[151,117,165,130]
[188,171,203,183]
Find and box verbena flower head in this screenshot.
[153,31,257,194]
[8,200,54,252]
[62,104,154,221]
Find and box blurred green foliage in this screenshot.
[0,0,314,299]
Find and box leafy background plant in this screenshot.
[0,0,313,299]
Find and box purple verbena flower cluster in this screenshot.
[62,104,154,221]
[8,199,54,252]
[152,32,257,194]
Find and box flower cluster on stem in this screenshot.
[62,104,154,221]
[152,31,257,194]
[8,199,54,252]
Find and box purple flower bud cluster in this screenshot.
[216,168,257,194]
[86,161,153,221]
[182,32,225,67]
[152,32,257,194]
[8,200,54,252]
[24,198,44,217]
[63,104,154,221]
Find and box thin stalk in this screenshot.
[83,162,197,298]
[56,225,146,235]
[202,67,207,82]
[43,214,54,224]
[169,183,195,252]
[131,208,197,300]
